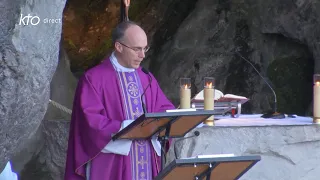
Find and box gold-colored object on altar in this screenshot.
[180,78,191,109]
[204,77,215,126]
[313,74,320,123]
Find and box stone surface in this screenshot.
[146,0,318,115]
[44,41,77,121]
[11,124,44,177]
[259,0,320,72]
[168,123,320,180]
[0,0,66,171]
[11,41,76,179]
[19,120,70,180]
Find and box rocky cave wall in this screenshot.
[1,0,320,179]
[145,0,317,115]
[0,0,66,172]
[61,0,318,115]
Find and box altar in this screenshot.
[167,114,320,180]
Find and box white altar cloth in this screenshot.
[211,114,314,127]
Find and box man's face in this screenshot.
[115,26,149,69]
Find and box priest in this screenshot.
[64,21,175,180]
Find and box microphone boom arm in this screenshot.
[174,131,200,159]
[236,52,277,113]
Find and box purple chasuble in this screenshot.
[117,71,152,180]
[63,58,175,180]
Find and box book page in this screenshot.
[192,89,249,105]
[196,154,235,158]
[181,154,235,159]
[223,94,247,99]
[166,109,197,112]
[192,89,224,101]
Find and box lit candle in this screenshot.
[180,78,191,109]
[204,77,215,126]
[314,74,320,123]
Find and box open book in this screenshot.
[192,89,249,104]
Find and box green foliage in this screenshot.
[66,39,77,49]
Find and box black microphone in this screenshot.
[141,67,153,114]
[174,131,200,159]
[235,51,285,119]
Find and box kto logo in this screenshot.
[19,14,40,25]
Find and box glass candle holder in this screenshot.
[180,78,191,109]
[204,77,215,126]
[314,74,320,123]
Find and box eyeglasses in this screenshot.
[117,42,150,53]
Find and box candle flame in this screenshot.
[316,81,320,86]
[206,82,213,88]
[184,84,188,89]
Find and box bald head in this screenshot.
[111,21,149,69]
[122,25,147,45]
[111,21,145,46]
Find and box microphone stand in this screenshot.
[235,52,285,119]
[140,68,152,114]
[140,67,170,169]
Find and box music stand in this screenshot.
[112,109,230,170]
[154,155,261,180]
